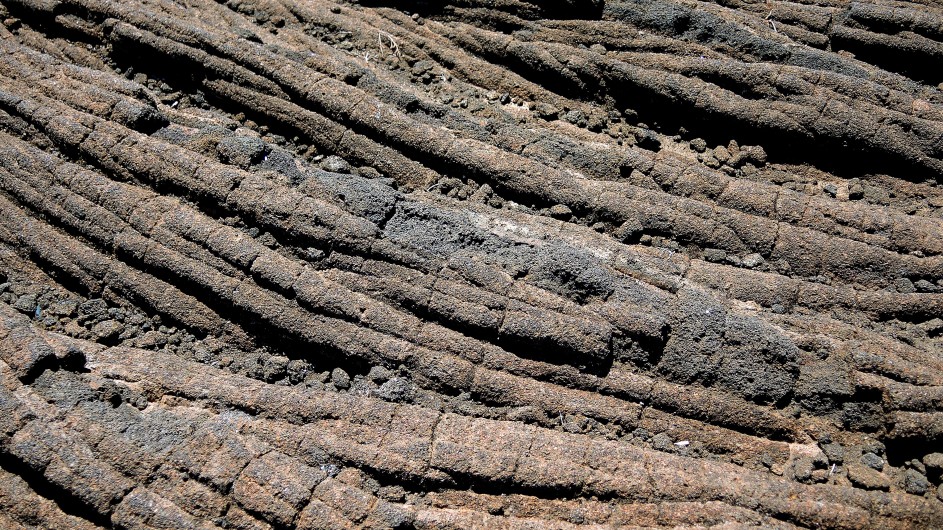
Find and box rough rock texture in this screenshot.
[0,0,940,527]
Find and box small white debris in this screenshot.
[674,440,690,447]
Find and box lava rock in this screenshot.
[820,442,844,464]
[564,110,587,128]
[286,360,310,384]
[548,204,573,220]
[111,99,168,133]
[650,432,674,452]
[902,469,929,495]
[262,355,289,382]
[13,294,36,315]
[860,452,884,471]
[92,320,124,343]
[846,464,890,491]
[48,300,78,317]
[367,365,393,383]
[713,146,731,164]
[741,253,765,269]
[320,155,352,173]
[792,457,814,483]
[217,135,268,168]
[703,248,727,262]
[842,402,882,431]
[848,178,864,200]
[923,453,943,472]
[534,103,559,120]
[636,130,662,151]
[331,368,351,390]
[895,278,916,294]
[374,377,415,403]
[614,218,644,243]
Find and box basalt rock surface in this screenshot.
[0,0,941,528]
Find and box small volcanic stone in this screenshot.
[331,368,351,390]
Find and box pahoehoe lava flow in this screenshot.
[0,0,941,528]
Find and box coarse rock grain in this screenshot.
[0,0,940,527]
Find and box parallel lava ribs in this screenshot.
[0,0,942,528]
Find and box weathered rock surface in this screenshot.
[0,0,940,527]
